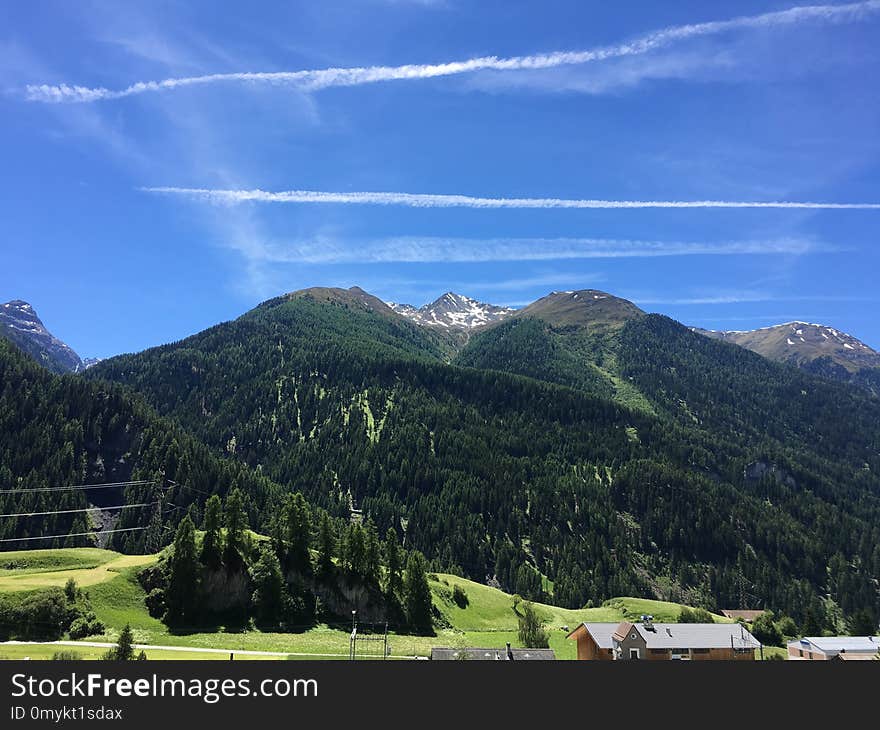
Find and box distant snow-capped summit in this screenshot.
[694,320,880,373]
[388,292,515,331]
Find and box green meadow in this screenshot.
[0,547,736,661]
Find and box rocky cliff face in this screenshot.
[0,300,83,373]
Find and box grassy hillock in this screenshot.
[0,548,119,574]
[0,548,156,593]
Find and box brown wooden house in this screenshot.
[567,617,760,660]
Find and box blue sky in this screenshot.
[1,0,879,358]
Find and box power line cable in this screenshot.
[0,527,148,544]
[0,502,157,519]
[166,480,215,498]
[0,480,154,495]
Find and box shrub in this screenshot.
[13,588,75,640]
[144,588,166,619]
[52,651,82,661]
[452,584,469,608]
[751,611,784,647]
[517,601,549,649]
[678,606,714,623]
[0,581,103,642]
[68,615,105,640]
[775,615,798,638]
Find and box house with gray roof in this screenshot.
[787,636,879,661]
[567,615,761,661]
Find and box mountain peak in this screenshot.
[514,289,644,330]
[272,286,397,318]
[695,320,880,375]
[388,292,515,331]
[1,299,84,374]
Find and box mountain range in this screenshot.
[694,322,880,395]
[2,285,879,626]
[5,292,878,390]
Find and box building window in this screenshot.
[650,649,667,655]
[629,648,640,660]
[692,648,710,654]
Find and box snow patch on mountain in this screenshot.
[387,292,515,331]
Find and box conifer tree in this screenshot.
[384,527,403,597]
[404,551,433,635]
[317,512,335,578]
[364,520,381,586]
[345,524,366,578]
[251,545,285,627]
[165,515,199,626]
[104,624,135,661]
[224,488,248,564]
[281,492,312,575]
[200,494,223,568]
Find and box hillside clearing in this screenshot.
[0,549,157,593]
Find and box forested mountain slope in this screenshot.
[0,339,280,552]
[85,287,880,625]
[695,321,880,397]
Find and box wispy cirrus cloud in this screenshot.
[633,293,876,305]
[141,186,880,210]
[227,235,827,265]
[24,1,880,103]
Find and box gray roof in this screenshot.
[580,622,618,649]
[788,636,879,655]
[638,623,760,649]
[579,622,760,650]
[430,647,556,661]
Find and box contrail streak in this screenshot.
[141,187,880,210]
[25,1,880,103]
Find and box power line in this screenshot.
[0,502,157,519]
[0,526,149,544]
[0,480,154,495]
[166,480,216,498]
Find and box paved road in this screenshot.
[1,640,419,659]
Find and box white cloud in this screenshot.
[140,186,880,210]
[633,293,874,305]
[25,1,880,102]
[220,234,826,265]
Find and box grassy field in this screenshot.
[0,548,118,573]
[429,573,728,631]
[0,548,157,593]
[0,644,288,661]
[0,547,750,661]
